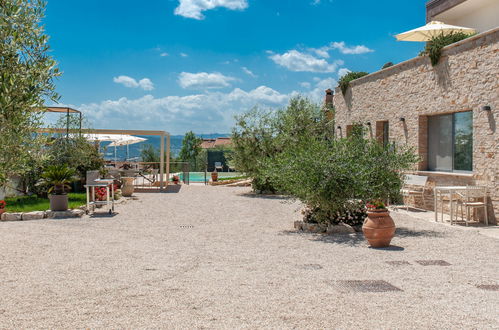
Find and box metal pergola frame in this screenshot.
[38,107,83,137]
[38,128,171,191]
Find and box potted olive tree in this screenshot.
[38,165,76,211]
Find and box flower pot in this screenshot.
[121,177,135,197]
[362,209,395,248]
[0,209,5,217]
[49,194,69,211]
[211,172,218,182]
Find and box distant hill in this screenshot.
[102,133,230,160]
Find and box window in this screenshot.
[427,111,473,172]
[376,121,389,146]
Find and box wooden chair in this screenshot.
[400,175,428,210]
[455,186,488,226]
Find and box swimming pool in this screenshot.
[178,172,243,183]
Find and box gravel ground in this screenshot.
[0,185,498,329]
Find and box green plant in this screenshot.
[421,32,474,66]
[141,144,160,163]
[338,71,369,95]
[367,200,387,210]
[5,193,86,212]
[382,62,394,69]
[0,0,60,185]
[37,165,76,195]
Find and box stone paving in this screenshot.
[0,185,497,328]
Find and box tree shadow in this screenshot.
[238,192,291,200]
[279,230,366,246]
[395,227,447,238]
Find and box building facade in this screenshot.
[426,0,499,32]
[332,27,498,224]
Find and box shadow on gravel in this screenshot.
[396,227,447,238]
[369,245,405,251]
[239,193,291,200]
[280,230,366,246]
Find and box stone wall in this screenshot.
[333,28,499,224]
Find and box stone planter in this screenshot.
[362,209,396,248]
[121,177,135,197]
[49,194,69,211]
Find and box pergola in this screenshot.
[38,128,171,191]
[42,107,83,136]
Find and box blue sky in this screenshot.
[44,0,428,134]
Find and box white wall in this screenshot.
[435,0,499,32]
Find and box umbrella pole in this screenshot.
[126,144,129,161]
[114,146,117,163]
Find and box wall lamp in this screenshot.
[337,126,342,130]
[481,105,492,111]
[366,122,371,126]
[399,117,405,122]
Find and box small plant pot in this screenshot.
[49,194,69,211]
[211,172,219,182]
[362,209,395,248]
[121,177,135,197]
[0,209,5,217]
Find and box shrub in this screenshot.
[338,71,369,95]
[265,124,419,226]
[382,62,394,69]
[421,32,474,66]
[231,98,328,193]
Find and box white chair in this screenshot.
[400,174,428,210]
[214,162,223,172]
[454,186,488,226]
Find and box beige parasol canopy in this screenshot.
[395,21,476,42]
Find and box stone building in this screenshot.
[331,0,498,224]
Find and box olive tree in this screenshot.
[0,0,60,185]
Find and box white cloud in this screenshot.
[178,72,236,90]
[269,50,343,73]
[300,82,311,89]
[338,68,351,78]
[160,52,169,57]
[242,67,257,78]
[180,52,188,57]
[330,42,374,55]
[304,77,338,102]
[76,86,290,134]
[138,78,154,91]
[174,0,248,20]
[113,75,155,91]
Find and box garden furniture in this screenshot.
[400,174,428,210]
[434,186,467,224]
[454,186,488,226]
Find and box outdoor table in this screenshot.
[85,178,115,215]
[434,186,467,223]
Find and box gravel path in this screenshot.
[0,185,497,329]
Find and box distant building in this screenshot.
[427,0,499,32]
[200,137,232,149]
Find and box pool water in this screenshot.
[178,172,243,183]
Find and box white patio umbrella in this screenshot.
[108,135,147,161]
[395,21,476,42]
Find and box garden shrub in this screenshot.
[338,71,369,95]
[421,32,474,66]
[382,62,394,69]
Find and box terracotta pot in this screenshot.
[0,209,5,216]
[121,177,135,197]
[49,194,69,211]
[362,209,395,248]
[211,172,218,182]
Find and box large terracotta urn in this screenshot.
[121,177,135,197]
[362,209,396,248]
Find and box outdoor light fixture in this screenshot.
[481,105,492,111]
[337,126,342,130]
[399,117,405,122]
[366,122,371,126]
